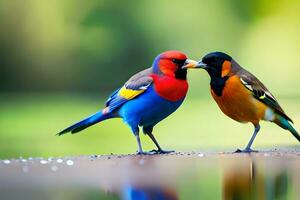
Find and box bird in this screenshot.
[184,51,300,153]
[58,50,198,155]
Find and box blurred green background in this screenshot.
[1,0,300,159]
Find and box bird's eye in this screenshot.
[172,59,184,65]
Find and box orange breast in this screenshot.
[211,76,267,125]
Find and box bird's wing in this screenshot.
[104,68,153,113]
[237,69,293,123]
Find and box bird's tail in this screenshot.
[274,114,300,142]
[57,110,111,136]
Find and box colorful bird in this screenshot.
[58,50,198,154]
[184,52,299,152]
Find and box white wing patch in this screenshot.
[265,91,276,101]
[240,77,253,91]
[240,77,276,101]
[138,83,151,90]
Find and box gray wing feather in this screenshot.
[232,61,293,123]
[125,68,153,90]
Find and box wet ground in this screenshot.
[1,149,300,200]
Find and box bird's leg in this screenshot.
[135,134,144,155]
[143,127,174,154]
[133,128,153,155]
[235,124,260,153]
[133,128,149,155]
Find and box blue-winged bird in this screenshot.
[185,52,299,152]
[58,50,198,154]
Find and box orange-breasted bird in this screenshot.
[185,52,300,152]
[58,50,198,155]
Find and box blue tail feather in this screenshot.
[57,111,109,135]
[275,115,300,142]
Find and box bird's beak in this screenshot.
[182,59,207,69]
[182,59,198,69]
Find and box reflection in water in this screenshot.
[118,156,179,200]
[1,154,299,200]
[222,156,289,200]
[117,155,291,200]
[122,185,178,200]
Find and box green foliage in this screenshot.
[1,0,300,96]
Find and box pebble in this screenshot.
[66,160,74,166]
[90,155,98,159]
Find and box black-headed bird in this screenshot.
[185,52,299,152]
[58,50,198,155]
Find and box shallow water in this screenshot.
[0,152,300,200]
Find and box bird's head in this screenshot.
[153,50,198,80]
[184,52,233,78]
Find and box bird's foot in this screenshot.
[234,148,258,153]
[136,151,154,155]
[149,149,175,154]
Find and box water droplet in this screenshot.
[66,160,74,166]
[22,166,29,173]
[51,165,58,172]
[40,160,48,164]
[139,159,145,165]
[56,159,63,163]
[3,160,11,164]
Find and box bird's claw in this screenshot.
[150,149,175,154]
[137,149,175,155]
[234,148,258,153]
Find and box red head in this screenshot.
[152,50,198,80]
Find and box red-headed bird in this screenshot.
[185,52,299,152]
[58,50,198,154]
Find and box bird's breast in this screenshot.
[211,75,267,124]
[151,74,188,102]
